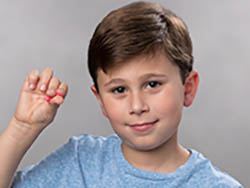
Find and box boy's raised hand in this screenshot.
[13,67,68,131]
[0,68,68,188]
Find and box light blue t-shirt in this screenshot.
[12,134,243,188]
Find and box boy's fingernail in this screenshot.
[40,84,47,91]
[29,84,35,90]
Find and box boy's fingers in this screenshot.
[46,77,61,97]
[37,67,53,93]
[50,95,64,105]
[24,69,39,90]
[46,82,68,104]
[56,82,68,98]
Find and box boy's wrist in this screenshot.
[5,117,43,146]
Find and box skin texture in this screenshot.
[0,67,68,188]
[91,53,199,173]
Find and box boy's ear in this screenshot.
[90,85,108,117]
[183,71,199,107]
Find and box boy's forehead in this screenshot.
[96,53,178,83]
[99,52,173,75]
[97,54,158,77]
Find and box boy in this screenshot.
[0,1,243,188]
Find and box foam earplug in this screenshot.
[45,92,63,102]
[45,95,52,102]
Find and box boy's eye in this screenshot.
[112,86,125,94]
[146,81,161,89]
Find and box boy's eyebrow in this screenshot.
[104,73,167,87]
[104,78,125,87]
[139,73,167,81]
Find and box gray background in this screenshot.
[0,0,249,187]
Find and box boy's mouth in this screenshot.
[128,119,159,132]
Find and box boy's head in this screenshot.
[88,1,193,92]
[88,2,199,152]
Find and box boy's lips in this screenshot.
[128,119,159,131]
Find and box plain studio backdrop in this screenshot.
[0,0,249,187]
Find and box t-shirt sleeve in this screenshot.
[11,136,85,188]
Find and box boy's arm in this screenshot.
[0,118,43,188]
[0,68,68,188]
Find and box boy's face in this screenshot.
[91,53,199,152]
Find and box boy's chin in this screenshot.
[122,140,164,152]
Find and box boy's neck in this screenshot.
[121,132,190,174]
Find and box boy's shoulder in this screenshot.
[186,149,242,188]
[12,134,120,188]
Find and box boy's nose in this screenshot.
[128,92,149,115]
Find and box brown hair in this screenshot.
[88,1,193,92]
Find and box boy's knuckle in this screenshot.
[58,87,65,93]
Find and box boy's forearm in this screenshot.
[0,117,43,188]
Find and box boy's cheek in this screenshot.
[102,99,127,120]
[155,100,182,119]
